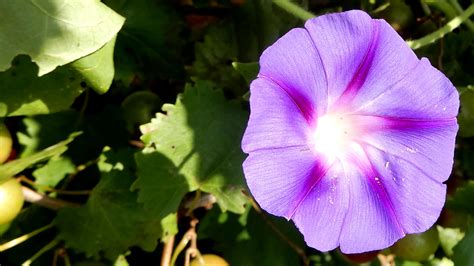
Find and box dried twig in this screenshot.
[161,235,175,266]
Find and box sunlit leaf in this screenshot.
[0,0,124,75]
[134,81,248,216]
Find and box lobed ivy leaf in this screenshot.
[55,148,165,260]
[134,81,248,217]
[0,132,80,182]
[0,0,124,75]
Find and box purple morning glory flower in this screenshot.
[241,10,459,253]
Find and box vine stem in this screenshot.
[22,238,60,266]
[448,0,474,31]
[248,197,310,266]
[0,223,54,252]
[170,219,199,266]
[22,186,81,210]
[19,176,91,195]
[407,4,474,49]
[272,0,315,21]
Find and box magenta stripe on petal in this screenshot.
[259,74,317,124]
[333,21,380,108]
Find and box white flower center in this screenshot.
[311,114,353,161]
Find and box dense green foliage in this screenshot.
[0,0,473,265]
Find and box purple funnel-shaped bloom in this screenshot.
[241,10,459,253]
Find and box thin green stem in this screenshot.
[22,238,60,266]
[170,232,192,266]
[425,0,457,19]
[407,4,474,50]
[448,0,474,31]
[272,0,315,21]
[420,0,432,15]
[0,223,54,252]
[186,190,202,216]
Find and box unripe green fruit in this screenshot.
[391,226,440,261]
[0,123,13,164]
[190,254,229,266]
[121,91,162,133]
[379,2,414,32]
[0,178,25,225]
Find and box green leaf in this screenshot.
[458,89,474,137]
[134,81,248,215]
[446,181,474,215]
[104,0,185,81]
[70,36,117,95]
[192,0,299,94]
[198,208,304,266]
[161,213,178,242]
[192,24,244,93]
[0,0,124,75]
[32,157,75,189]
[428,257,455,266]
[0,56,84,117]
[114,255,130,266]
[55,148,164,259]
[17,106,129,165]
[232,62,259,85]
[133,152,190,219]
[452,226,474,266]
[0,132,80,182]
[437,225,465,257]
[0,35,119,117]
[17,112,80,157]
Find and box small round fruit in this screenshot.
[391,226,440,261]
[190,254,229,266]
[378,2,414,32]
[121,91,162,132]
[343,250,379,263]
[0,178,25,225]
[0,123,13,164]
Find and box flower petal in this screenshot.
[328,19,419,110]
[242,78,310,153]
[292,162,349,252]
[304,10,375,107]
[363,143,447,234]
[339,157,405,253]
[243,146,324,219]
[359,119,458,183]
[351,58,459,120]
[259,28,328,121]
